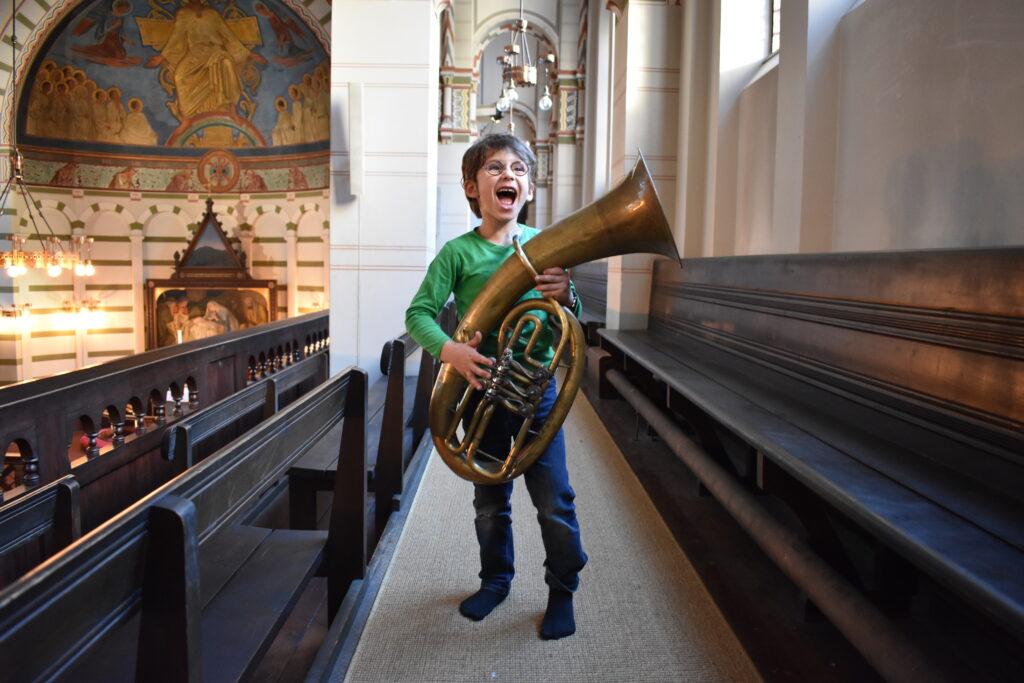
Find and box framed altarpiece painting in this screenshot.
[145,198,277,350]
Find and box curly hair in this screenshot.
[461,134,537,218]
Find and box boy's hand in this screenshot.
[535,267,572,306]
[440,331,494,390]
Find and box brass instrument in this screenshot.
[429,155,681,484]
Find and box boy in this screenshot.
[405,134,587,640]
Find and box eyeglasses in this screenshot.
[483,161,529,177]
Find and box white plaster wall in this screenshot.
[834,0,1024,250]
[330,0,439,378]
[437,142,472,248]
[707,0,772,257]
[0,189,327,384]
[735,64,778,255]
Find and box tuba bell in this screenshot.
[429,155,681,484]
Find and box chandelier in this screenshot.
[494,0,555,122]
[0,8,96,279]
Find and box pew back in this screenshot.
[647,248,1024,494]
[0,368,367,682]
[162,352,328,473]
[0,495,200,682]
[163,368,362,543]
[0,475,81,590]
[598,246,1024,642]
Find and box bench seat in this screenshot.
[600,326,1024,639]
[201,527,328,682]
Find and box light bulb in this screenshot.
[5,266,17,278]
[538,92,553,111]
[83,261,95,277]
[47,263,63,278]
[496,95,510,112]
[75,262,86,276]
[505,87,519,103]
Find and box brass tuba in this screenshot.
[429,155,681,484]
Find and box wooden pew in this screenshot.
[0,310,329,534]
[161,352,328,473]
[572,260,607,344]
[289,302,453,543]
[0,367,368,682]
[289,334,438,545]
[0,475,80,589]
[0,494,200,681]
[595,248,1024,645]
[371,333,437,538]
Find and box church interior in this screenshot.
[0,0,1021,681]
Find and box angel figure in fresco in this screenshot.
[70,0,142,67]
[253,2,313,66]
[140,0,266,121]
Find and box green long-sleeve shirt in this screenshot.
[405,226,582,363]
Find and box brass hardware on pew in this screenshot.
[429,155,681,484]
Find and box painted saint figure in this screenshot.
[120,98,159,145]
[145,0,266,120]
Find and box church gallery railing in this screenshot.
[0,311,329,529]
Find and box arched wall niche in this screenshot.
[472,16,558,120]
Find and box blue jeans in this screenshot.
[465,379,588,596]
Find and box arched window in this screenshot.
[768,0,782,55]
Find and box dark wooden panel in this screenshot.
[650,249,1024,451]
[0,311,329,531]
[596,246,1024,645]
[573,260,608,323]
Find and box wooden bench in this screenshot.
[161,352,327,474]
[0,494,200,681]
[0,367,368,682]
[0,475,80,590]
[571,260,607,344]
[595,247,1024,643]
[289,333,438,545]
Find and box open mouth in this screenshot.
[496,187,518,210]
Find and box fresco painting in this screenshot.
[19,0,329,192]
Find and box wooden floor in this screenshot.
[248,386,1022,682]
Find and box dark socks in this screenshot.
[540,590,575,640]
[459,588,506,621]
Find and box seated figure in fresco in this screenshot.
[146,0,266,120]
[120,98,160,146]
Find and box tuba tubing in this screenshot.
[429,155,681,484]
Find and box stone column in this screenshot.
[605,1,682,330]
[284,227,298,317]
[129,223,145,352]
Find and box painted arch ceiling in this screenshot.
[18,0,329,192]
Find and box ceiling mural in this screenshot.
[17,0,329,192]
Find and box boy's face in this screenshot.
[465,148,534,224]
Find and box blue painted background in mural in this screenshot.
[20,0,329,155]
